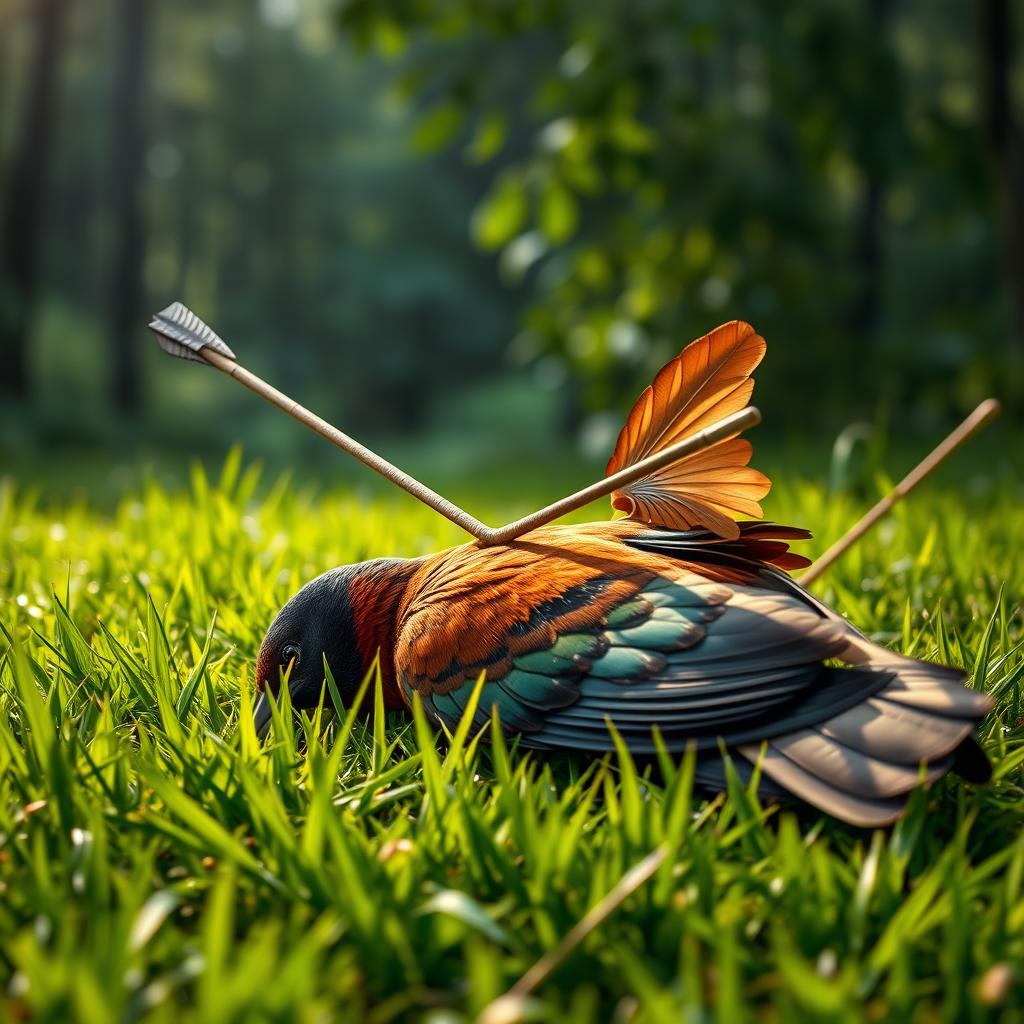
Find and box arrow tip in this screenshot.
[148,302,237,363]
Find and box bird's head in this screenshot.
[253,565,365,739]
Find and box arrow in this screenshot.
[801,398,1001,585]
[149,301,237,363]
[148,302,761,546]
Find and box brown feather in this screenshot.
[394,523,743,697]
[382,519,990,826]
[607,321,770,539]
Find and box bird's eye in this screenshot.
[280,642,300,670]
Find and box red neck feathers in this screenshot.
[347,558,424,711]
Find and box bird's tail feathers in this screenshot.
[738,645,993,827]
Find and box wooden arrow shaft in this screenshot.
[483,406,760,545]
[154,306,998,569]
[201,349,488,536]
[801,398,1001,584]
[199,348,759,546]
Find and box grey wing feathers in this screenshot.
[528,572,992,826]
[738,644,993,828]
[525,584,872,754]
[626,528,993,824]
[419,523,993,826]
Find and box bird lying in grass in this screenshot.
[253,322,992,827]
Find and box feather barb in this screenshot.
[606,321,771,539]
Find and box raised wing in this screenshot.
[606,321,771,539]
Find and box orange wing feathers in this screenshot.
[396,529,656,696]
[606,321,771,539]
[392,520,811,701]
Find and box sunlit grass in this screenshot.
[0,449,1022,1021]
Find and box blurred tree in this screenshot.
[339,0,1020,430]
[138,2,517,434]
[0,0,518,443]
[2,0,1018,457]
[0,0,66,401]
[977,0,1024,345]
[109,0,150,415]
[845,0,895,345]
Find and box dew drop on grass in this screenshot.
[817,949,838,978]
[70,827,92,847]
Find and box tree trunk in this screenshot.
[0,0,66,400]
[978,0,1024,346]
[848,0,890,345]
[109,0,150,416]
[848,173,883,340]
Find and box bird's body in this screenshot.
[255,517,992,827]
[254,321,993,826]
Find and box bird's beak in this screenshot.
[253,690,273,741]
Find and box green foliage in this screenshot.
[3,0,1019,468]
[0,454,1022,1020]
[339,0,1021,422]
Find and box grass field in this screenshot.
[1,450,1022,1022]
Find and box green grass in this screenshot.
[1,449,1022,1022]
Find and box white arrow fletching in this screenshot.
[148,302,237,363]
